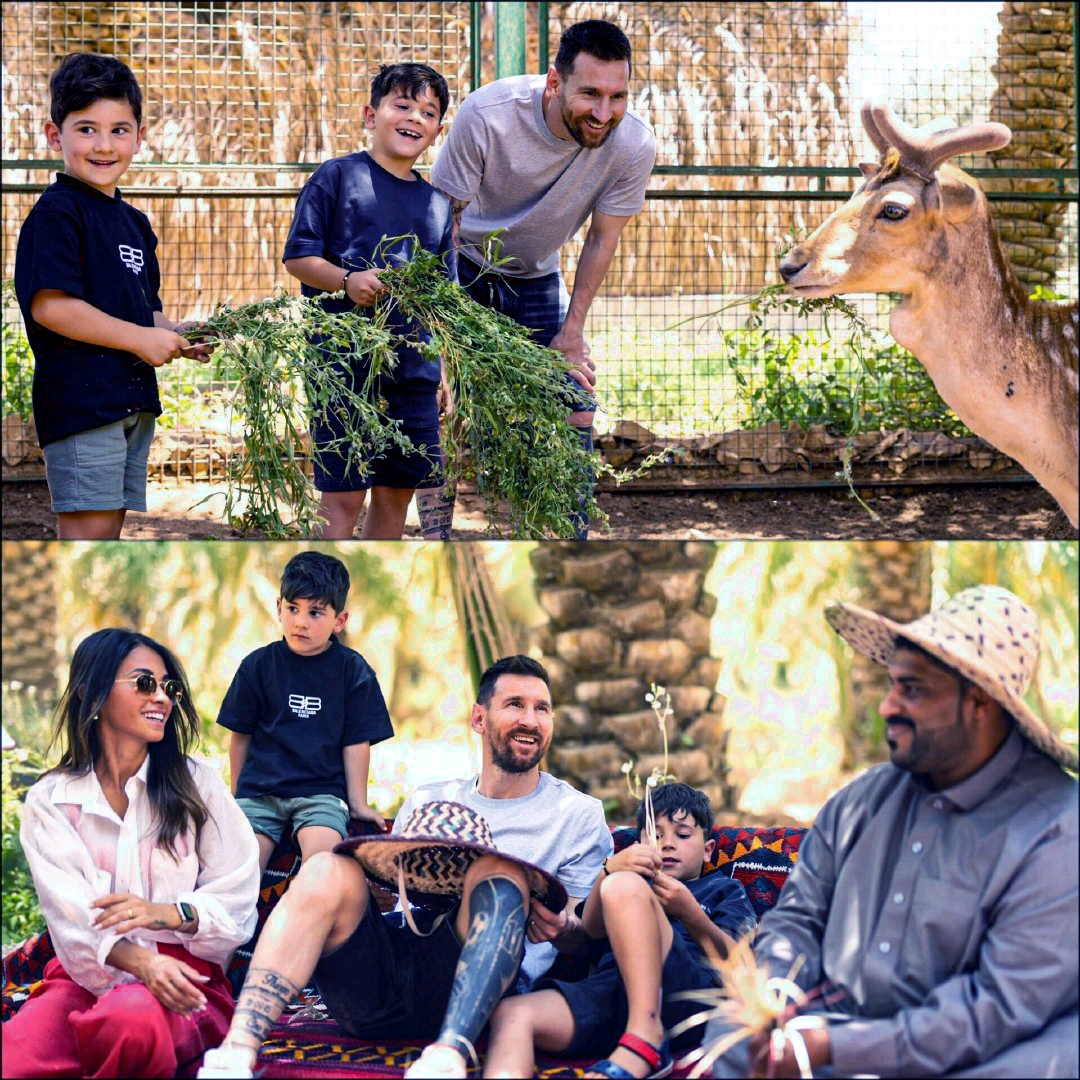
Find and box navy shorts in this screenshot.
[536,931,720,1057]
[313,901,469,1041]
[459,255,595,415]
[311,363,443,492]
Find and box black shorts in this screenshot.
[459,255,596,416]
[313,902,463,1041]
[311,385,443,493]
[536,931,720,1057]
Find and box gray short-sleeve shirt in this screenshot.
[430,74,655,277]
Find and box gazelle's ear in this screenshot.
[858,162,878,180]
[938,171,980,224]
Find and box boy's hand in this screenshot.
[437,370,454,419]
[344,269,387,308]
[349,802,387,830]
[608,842,662,880]
[174,321,216,364]
[133,326,190,367]
[649,871,697,921]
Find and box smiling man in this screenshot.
[198,655,611,1080]
[706,585,1078,1079]
[427,19,656,538]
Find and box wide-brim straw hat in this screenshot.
[825,584,1077,771]
[335,800,568,912]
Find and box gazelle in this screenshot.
[779,103,1079,530]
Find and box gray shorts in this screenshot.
[236,794,350,843]
[43,412,155,513]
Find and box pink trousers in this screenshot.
[1,943,235,1079]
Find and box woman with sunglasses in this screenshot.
[3,628,260,1079]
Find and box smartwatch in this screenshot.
[175,901,197,930]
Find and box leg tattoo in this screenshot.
[230,967,302,1047]
[416,483,455,540]
[437,875,526,1060]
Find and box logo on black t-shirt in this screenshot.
[118,244,144,274]
[288,694,322,718]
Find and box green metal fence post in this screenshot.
[539,2,549,73]
[470,1,483,91]
[495,1,528,78]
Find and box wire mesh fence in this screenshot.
[2,1,1076,490]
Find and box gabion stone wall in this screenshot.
[529,542,732,820]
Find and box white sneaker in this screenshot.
[196,1044,256,1079]
[403,1043,469,1079]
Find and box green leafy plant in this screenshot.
[2,281,34,422]
[2,748,47,945]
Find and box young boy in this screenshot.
[217,551,394,877]
[13,52,212,540]
[485,783,756,1079]
[282,62,456,540]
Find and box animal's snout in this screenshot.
[778,253,807,282]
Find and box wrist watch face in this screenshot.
[179,901,197,923]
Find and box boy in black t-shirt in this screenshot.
[282,62,457,541]
[217,551,394,876]
[13,52,212,540]
[485,783,756,1079]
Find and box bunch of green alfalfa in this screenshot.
[197,291,424,538]
[377,245,602,538]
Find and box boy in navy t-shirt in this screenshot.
[13,52,212,540]
[218,551,394,876]
[485,783,756,1078]
[282,62,456,541]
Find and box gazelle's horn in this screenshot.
[869,102,1011,178]
[860,102,890,157]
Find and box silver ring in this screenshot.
[128,908,134,919]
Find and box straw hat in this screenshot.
[335,800,568,912]
[825,585,1077,771]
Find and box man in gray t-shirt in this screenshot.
[198,655,612,1080]
[429,19,656,538]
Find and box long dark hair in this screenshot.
[49,628,209,860]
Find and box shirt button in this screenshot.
[911,841,924,854]
[879,941,892,954]
[893,892,905,904]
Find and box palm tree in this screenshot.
[1,541,59,699]
[989,1,1076,290]
[528,542,726,818]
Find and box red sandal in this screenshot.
[586,1032,673,1079]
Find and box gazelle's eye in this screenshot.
[879,203,909,222]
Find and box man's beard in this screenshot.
[560,99,619,148]
[489,728,547,773]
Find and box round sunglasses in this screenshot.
[114,673,185,701]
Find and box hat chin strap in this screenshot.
[398,857,444,938]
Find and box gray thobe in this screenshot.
[709,729,1078,1078]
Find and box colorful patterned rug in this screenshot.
[4,823,806,1078]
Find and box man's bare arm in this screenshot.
[435,187,471,249]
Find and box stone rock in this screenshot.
[554,627,617,669]
[575,677,646,712]
[625,638,695,682]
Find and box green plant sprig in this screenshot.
[198,291,424,537]
[675,283,891,519]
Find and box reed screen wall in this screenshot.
[3,1,1076,487]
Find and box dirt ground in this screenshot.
[1,476,1068,540]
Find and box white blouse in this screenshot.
[20,754,260,996]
